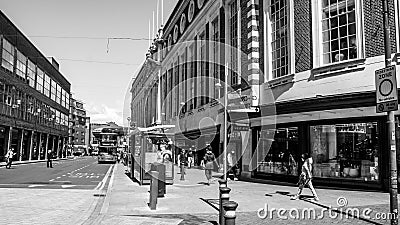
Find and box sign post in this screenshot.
[375,66,398,113]
[380,0,398,224]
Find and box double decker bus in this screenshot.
[93,126,124,163]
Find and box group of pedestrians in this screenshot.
[3,148,55,169]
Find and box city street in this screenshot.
[0,157,113,189]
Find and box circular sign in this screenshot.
[378,104,385,112]
[379,79,394,97]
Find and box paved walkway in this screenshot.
[94,163,395,224]
[0,160,397,224]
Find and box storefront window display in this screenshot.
[310,122,379,181]
[257,127,299,176]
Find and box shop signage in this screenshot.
[233,124,250,131]
[375,66,398,113]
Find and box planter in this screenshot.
[343,167,351,176]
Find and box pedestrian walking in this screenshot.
[227,150,239,181]
[5,148,16,169]
[291,153,319,201]
[201,146,219,185]
[178,150,187,176]
[187,151,194,168]
[47,150,53,168]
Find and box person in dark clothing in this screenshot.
[47,150,53,168]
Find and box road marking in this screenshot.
[49,179,55,182]
[94,165,113,191]
[28,184,45,188]
[56,177,61,179]
[61,185,76,188]
[62,175,66,176]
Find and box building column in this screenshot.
[4,126,12,155]
[44,134,49,160]
[52,136,56,158]
[57,136,61,159]
[28,130,34,161]
[38,133,42,160]
[18,129,24,161]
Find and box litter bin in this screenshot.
[151,162,166,197]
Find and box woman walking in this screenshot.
[202,146,219,185]
[291,153,319,201]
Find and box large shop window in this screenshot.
[258,127,299,176]
[310,122,379,182]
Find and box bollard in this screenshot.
[223,201,238,225]
[218,179,227,224]
[149,171,159,210]
[180,164,185,180]
[219,187,231,225]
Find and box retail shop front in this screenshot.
[254,94,390,190]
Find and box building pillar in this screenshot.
[52,136,56,158]
[57,136,62,159]
[18,129,24,161]
[38,133,42,160]
[28,130,34,161]
[44,134,49,160]
[4,126,12,155]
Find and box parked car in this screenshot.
[91,150,99,156]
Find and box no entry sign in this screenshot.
[375,65,398,113]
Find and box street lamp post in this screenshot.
[215,63,228,182]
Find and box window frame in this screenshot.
[264,0,295,80]
[311,0,365,68]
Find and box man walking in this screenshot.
[47,150,53,168]
[5,148,16,169]
[291,153,319,201]
[227,150,239,181]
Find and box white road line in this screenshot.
[100,164,117,214]
[94,165,113,191]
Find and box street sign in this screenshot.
[375,66,398,113]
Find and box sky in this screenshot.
[0,0,176,126]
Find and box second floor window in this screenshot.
[230,0,239,85]
[313,0,364,67]
[322,0,357,63]
[1,38,14,72]
[16,50,27,79]
[271,0,289,78]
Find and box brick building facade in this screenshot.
[130,0,400,190]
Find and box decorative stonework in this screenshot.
[197,0,204,9]
[180,14,186,34]
[173,25,179,43]
[188,0,195,22]
[167,34,172,51]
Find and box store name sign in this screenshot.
[375,66,398,113]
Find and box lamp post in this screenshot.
[215,73,227,182]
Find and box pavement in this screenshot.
[0,160,398,224]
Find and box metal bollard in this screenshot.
[149,171,159,210]
[218,179,227,224]
[219,187,231,225]
[180,164,185,180]
[223,201,238,225]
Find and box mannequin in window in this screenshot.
[349,37,357,59]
